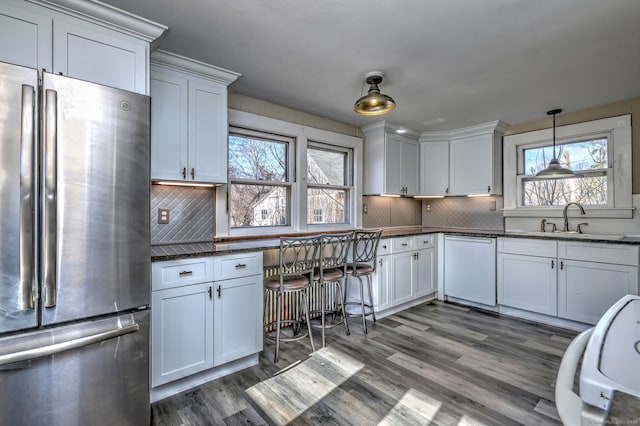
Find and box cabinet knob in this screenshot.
[487,185,491,193]
[560,261,564,270]
[551,260,555,269]
[208,286,212,299]
[445,187,449,195]
[191,168,195,180]
[217,285,221,298]
[182,167,186,179]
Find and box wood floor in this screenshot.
[150,301,578,425]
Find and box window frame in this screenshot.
[306,141,353,227]
[503,114,633,218]
[218,109,363,237]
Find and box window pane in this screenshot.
[307,147,346,185]
[523,138,607,175]
[307,188,347,224]
[523,175,607,206]
[230,184,289,227]
[229,135,288,181]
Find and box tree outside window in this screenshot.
[307,144,352,225]
[521,138,608,206]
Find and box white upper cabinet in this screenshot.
[362,122,420,196]
[150,50,240,184]
[419,120,508,196]
[0,0,167,94]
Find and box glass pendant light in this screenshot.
[536,108,575,178]
[354,72,396,116]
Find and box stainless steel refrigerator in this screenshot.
[0,61,151,425]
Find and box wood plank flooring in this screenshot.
[151,301,578,425]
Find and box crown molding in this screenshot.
[152,50,241,86]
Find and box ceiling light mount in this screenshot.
[354,71,396,116]
[535,108,575,179]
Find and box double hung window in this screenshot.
[307,143,352,225]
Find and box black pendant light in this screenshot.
[354,72,396,116]
[535,108,575,178]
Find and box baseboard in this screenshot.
[375,293,437,319]
[498,306,592,332]
[444,295,499,313]
[150,354,259,403]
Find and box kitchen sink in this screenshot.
[510,231,626,241]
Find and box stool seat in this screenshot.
[346,263,373,275]
[314,267,344,281]
[264,274,310,291]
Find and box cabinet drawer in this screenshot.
[392,237,414,252]
[497,237,557,257]
[558,241,639,266]
[414,234,435,248]
[378,238,392,256]
[214,252,263,280]
[152,257,214,291]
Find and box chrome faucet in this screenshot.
[563,202,586,232]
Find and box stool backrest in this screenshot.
[279,235,321,277]
[320,232,353,271]
[352,230,383,270]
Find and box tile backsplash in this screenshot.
[421,196,504,230]
[151,185,215,244]
[362,196,422,228]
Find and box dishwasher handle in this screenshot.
[444,236,495,244]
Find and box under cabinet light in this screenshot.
[379,194,401,198]
[414,195,445,199]
[154,181,219,188]
[467,194,491,197]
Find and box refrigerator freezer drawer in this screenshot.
[0,310,150,426]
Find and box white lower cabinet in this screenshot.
[498,237,639,325]
[391,251,414,305]
[151,283,214,387]
[151,252,263,388]
[558,259,638,324]
[372,254,392,312]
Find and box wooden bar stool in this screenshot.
[345,230,383,334]
[263,235,320,363]
[311,232,352,347]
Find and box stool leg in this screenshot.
[336,279,350,336]
[358,276,367,334]
[366,274,377,322]
[274,291,282,363]
[302,288,316,353]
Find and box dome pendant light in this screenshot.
[535,108,575,179]
[354,71,396,116]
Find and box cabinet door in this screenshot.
[53,19,147,94]
[392,251,414,306]
[213,275,263,366]
[150,70,189,181]
[151,283,214,387]
[558,259,638,324]
[372,255,392,312]
[420,141,449,195]
[0,2,52,70]
[450,134,493,195]
[384,133,403,194]
[415,248,436,297]
[497,253,557,315]
[402,139,420,195]
[188,80,228,183]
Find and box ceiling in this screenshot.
[102,0,640,133]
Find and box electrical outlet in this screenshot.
[426,204,431,212]
[489,201,497,211]
[158,208,170,224]
[363,203,368,214]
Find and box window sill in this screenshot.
[502,207,635,219]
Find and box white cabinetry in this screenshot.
[419,120,508,196]
[362,122,419,196]
[369,235,436,312]
[557,241,638,324]
[498,237,639,325]
[444,235,496,306]
[212,252,263,366]
[0,0,166,94]
[151,257,215,387]
[150,50,240,183]
[497,238,558,316]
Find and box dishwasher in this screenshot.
[444,235,496,307]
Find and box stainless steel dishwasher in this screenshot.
[444,235,497,307]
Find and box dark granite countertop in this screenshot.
[151,226,640,262]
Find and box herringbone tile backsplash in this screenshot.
[421,196,504,230]
[151,185,215,244]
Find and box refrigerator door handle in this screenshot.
[0,323,139,366]
[43,89,58,308]
[20,84,36,310]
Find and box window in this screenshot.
[503,115,632,218]
[521,137,609,206]
[228,129,293,228]
[307,143,352,225]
